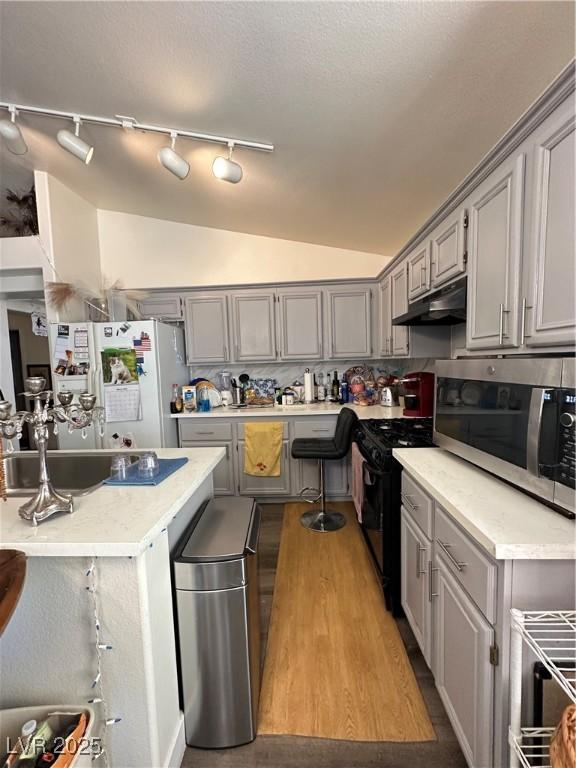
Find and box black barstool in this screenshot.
[291,407,358,532]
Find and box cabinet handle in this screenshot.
[401,493,419,512]
[224,345,228,360]
[416,542,426,578]
[428,560,438,601]
[312,428,330,433]
[437,539,467,572]
[498,303,510,346]
[196,431,215,435]
[520,297,533,345]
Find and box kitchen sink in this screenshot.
[2,451,141,497]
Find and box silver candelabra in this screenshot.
[0,376,105,525]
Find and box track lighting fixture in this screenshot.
[0,101,273,181]
[212,142,243,184]
[0,107,28,155]
[56,117,94,164]
[157,132,190,180]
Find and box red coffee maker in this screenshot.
[401,372,435,417]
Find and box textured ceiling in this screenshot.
[0,1,574,256]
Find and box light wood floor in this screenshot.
[258,502,436,742]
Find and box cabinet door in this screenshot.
[524,104,575,347]
[391,262,409,355]
[325,287,372,359]
[138,293,182,320]
[431,209,467,289]
[433,558,494,768]
[378,276,392,356]
[231,291,277,361]
[184,295,229,363]
[401,510,432,667]
[466,153,525,350]
[297,456,349,498]
[181,440,236,496]
[277,289,323,360]
[407,242,431,301]
[238,441,292,496]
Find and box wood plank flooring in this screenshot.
[183,503,467,768]
[258,502,435,742]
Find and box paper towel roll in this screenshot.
[304,370,314,403]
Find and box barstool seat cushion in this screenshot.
[291,437,340,460]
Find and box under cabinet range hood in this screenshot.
[393,277,467,326]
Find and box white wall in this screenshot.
[97,210,389,289]
[35,171,102,320]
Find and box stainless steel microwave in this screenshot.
[434,359,575,518]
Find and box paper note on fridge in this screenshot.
[104,385,142,423]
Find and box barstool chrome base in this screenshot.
[300,509,347,532]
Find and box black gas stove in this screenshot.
[353,417,434,616]
[355,418,434,465]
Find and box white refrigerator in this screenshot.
[48,320,188,449]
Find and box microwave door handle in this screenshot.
[527,388,549,476]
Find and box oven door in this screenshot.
[434,359,562,505]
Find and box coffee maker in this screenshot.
[400,372,435,417]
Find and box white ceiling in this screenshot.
[0,1,574,256]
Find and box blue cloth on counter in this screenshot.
[103,457,188,486]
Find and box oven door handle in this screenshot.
[527,388,550,477]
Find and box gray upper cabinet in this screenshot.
[433,558,494,768]
[379,276,392,356]
[138,293,182,320]
[407,242,431,301]
[391,262,409,355]
[325,286,372,359]
[184,294,229,364]
[466,153,525,350]
[430,209,467,289]
[231,290,277,362]
[523,99,575,348]
[277,288,323,360]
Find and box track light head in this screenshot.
[57,117,94,164]
[0,108,28,155]
[212,142,243,184]
[157,132,189,180]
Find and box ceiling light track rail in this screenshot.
[0,101,274,152]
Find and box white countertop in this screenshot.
[393,448,576,560]
[0,447,225,558]
[173,403,408,419]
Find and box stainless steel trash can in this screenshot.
[173,497,262,748]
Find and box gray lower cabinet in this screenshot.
[184,294,230,363]
[523,98,575,348]
[297,457,349,498]
[466,153,525,350]
[181,439,236,496]
[231,290,277,361]
[277,288,323,360]
[433,557,494,768]
[237,440,291,496]
[325,286,373,358]
[400,509,432,666]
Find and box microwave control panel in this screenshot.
[557,389,575,488]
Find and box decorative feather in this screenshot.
[45,281,82,311]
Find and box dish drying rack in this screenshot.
[509,609,576,767]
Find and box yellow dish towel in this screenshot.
[244,422,284,477]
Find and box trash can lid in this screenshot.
[177,497,257,563]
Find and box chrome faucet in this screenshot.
[0,377,105,525]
